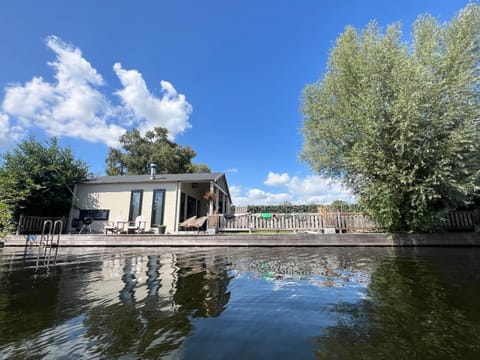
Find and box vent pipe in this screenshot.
[150,163,157,179]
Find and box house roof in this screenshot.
[83,172,225,184]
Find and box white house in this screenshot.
[68,170,232,234]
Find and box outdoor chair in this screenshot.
[104,217,127,234]
[179,216,197,230]
[127,216,147,234]
[190,216,207,232]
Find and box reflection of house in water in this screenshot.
[84,253,179,306]
[80,250,232,357]
[84,251,231,314]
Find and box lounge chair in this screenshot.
[190,216,207,232]
[179,216,197,230]
[127,216,147,234]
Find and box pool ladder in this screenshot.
[24,219,63,268]
[39,219,63,249]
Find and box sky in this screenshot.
[0,0,472,206]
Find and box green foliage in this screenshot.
[247,204,318,214]
[106,127,211,175]
[301,4,480,232]
[242,201,361,214]
[0,200,13,238]
[0,137,90,218]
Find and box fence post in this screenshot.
[16,214,24,235]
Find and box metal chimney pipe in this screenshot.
[150,163,157,179]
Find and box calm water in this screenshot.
[1,246,480,359]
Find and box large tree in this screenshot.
[301,4,480,232]
[106,127,210,175]
[0,137,90,219]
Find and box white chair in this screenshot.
[127,216,147,234]
[104,217,127,234]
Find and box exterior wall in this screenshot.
[68,174,232,234]
[69,182,179,233]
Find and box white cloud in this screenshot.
[0,114,24,149]
[230,185,291,206]
[230,172,355,206]
[113,63,192,138]
[1,35,192,149]
[264,171,290,186]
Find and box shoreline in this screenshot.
[2,232,480,247]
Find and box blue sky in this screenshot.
[0,0,471,206]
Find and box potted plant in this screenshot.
[157,225,166,234]
[203,191,217,201]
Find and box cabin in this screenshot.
[68,169,232,234]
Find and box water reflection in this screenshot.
[0,247,479,359]
[313,248,480,360]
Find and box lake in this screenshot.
[1,246,480,359]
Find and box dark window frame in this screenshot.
[151,189,166,227]
[129,190,143,221]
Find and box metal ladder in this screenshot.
[24,219,63,268]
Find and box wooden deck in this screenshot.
[3,232,480,247]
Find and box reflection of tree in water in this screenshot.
[313,255,480,359]
[84,252,232,359]
[0,254,103,358]
[174,255,232,318]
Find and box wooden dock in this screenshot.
[3,232,480,247]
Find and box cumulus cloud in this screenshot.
[230,172,355,206]
[113,63,192,138]
[1,35,192,148]
[264,171,290,186]
[0,114,24,149]
[230,185,291,206]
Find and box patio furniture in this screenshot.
[127,216,147,234]
[104,217,127,234]
[179,216,197,230]
[190,216,207,232]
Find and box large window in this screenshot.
[151,189,165,227]
[129,190,143,221]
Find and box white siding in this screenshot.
[69,182,179,233]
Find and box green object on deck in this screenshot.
[261,213,272,219]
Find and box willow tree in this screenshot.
[301,4,480,232]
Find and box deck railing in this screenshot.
[213,212,378,233]
[16,215,68,235]
[213,210,477,233]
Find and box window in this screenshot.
[79,209,110,221]
[151,189,165,227]
[129,190,143,221]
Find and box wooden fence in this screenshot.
[212,212,378,233]
[444,211,475,231]
[16,215,68,235]
[212,210,477,233]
